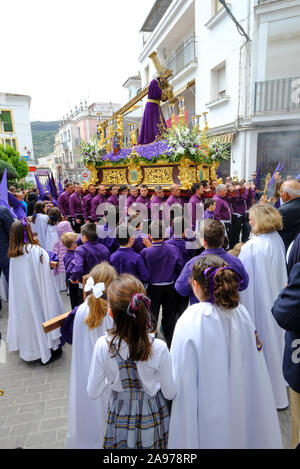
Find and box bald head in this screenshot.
[171,184,181,197]
[281,180,300,201]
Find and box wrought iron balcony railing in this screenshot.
[254,77,300,114]
[164,36,197,78]
[257,0,283,5]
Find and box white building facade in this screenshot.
[0,93,34,162]
[138,0,300,180]
[58,101,120,182]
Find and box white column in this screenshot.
[256,22,269,82]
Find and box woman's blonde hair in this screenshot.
[250,203,283,235]
[85,262,118,330]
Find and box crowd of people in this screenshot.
[1,172,300,450]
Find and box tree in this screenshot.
[0,144,28,179]
[0,160,18,179]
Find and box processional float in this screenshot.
[81,52,230,191]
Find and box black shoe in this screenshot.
[40,348,63,365]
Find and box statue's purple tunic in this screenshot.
[138,79,166,145]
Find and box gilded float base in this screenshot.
[88,160,219,191]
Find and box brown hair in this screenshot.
[81,223,98,241]
[107,274,152,361]
[201,219,225,248]
[8,220,38,258]
[48,207,63,226]
[85,262,118,330]
[32,201,47,224]
[61,232,78,249]
[192,255,240,310]
[227,242,244,258]
[249,203,283,235]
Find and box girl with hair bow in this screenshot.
[65,261,118,450]
[7,219,65,365]
[168,254,282,449]
[45,207,63,252]
[87,273,176,449]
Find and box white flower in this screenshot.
[190,147,197,155]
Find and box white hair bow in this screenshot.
[84,277,105,299]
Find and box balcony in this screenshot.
[164,36,197,78]
[140,0,173,33]
[254,77,300,114]
[257,0,283,5]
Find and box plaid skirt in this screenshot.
[103,387,169,449]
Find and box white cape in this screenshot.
[30,213,49,249]
[67,301,114,449]
[45,224,59,252]
[168,302,282,449]
[239,232,288,409]
[7,245,65,364]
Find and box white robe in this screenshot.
[7,245,65,364]
[30,213,49,249]
[67,301,114,449]
[168,302,282,449]
[45,224,59,252]
[239,232,288,409]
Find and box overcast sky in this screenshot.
[1,0,154,121]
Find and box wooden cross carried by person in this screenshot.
[42,274,90,333]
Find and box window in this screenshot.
[4,138,17,150]
[0,110,14,132]
[68,129,71,141]
[70,151,73,163]
[211,62,227,101]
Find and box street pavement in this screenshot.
[0,292,293,449]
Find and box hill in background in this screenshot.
[31,121,60,162]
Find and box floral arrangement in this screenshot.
[80,124,231,167]
[162,123,202,162]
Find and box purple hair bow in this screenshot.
[203,266,232,304]
[127,293,152,329]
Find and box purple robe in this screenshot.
[70,240,110,282]
[149,195,166,221]
[188,194,204,230]
[58,191,71,217]
[132,230,149,254]
[136,195,151,220]
[175,248,249,305]
[136,195,150,208]
[110,247,150,283]
[69,193,83,218]
[97,224,119,255]
[213,194,232,221]
[204,210,214,220]
[138,79,166,145]
[82,193,96,221]
[165,237,193,266]
[107,194,119,206]
[166,194,184,208]
[64,250,75,281]
[141,241,184,284]
[90,194,107,222]
[228,189,249,216]
[126,195,138,211]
